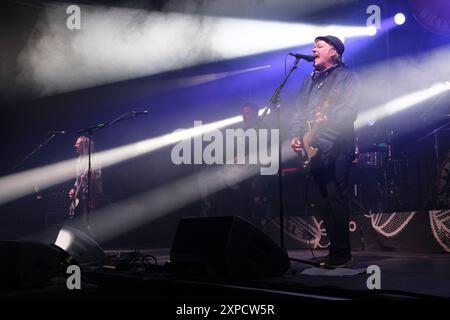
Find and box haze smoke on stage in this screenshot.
[356,45,450,128]
[16,3,373,97]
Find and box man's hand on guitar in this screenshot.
[315,111,328,124]
[291,137,303,153]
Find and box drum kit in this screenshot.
[352,130,410,213]
[351,120,450,213]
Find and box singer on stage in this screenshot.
[290,35,360,268]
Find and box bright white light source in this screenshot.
[394,13,406,25]
[367,25,377,36]
[55,229,73,251]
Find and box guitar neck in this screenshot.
[307,120,320,140]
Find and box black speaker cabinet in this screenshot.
[169,216,290,279]
[0,241,66,290]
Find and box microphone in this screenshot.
[132,110,149,116]
[48,130,66,134]
[289,53,314,62]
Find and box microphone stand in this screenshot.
[259,56,300,250]
[14,132,61,171]
[258,56,319,268]
[77,111,147,230]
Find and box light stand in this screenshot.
[417,120,450,208]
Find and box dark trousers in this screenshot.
[311,153,353,260]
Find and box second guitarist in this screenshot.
[290,35,360,269]
[68,135,103,231]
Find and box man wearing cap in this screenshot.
[290,36,360,268]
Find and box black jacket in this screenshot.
[290,64,360,160]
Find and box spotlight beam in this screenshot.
[0,111,262,205]
[355,44,450,129]
[17,4,377,97]
[174,65,271,88]
[356,81,450,129]
[86,144,297,243]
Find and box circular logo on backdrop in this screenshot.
[409,0,450,36]
[364,211,416,238]
[437,156,450,207]
[429,210,450,252]
[269,216,330,249]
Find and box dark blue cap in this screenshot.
[315,35,345,55]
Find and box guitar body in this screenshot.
[303,131,318,159]
[69,197,79,217]
[299,88,340,170]
[68,183,100,217]
[69,185,81,217]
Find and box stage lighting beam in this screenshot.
[356,81,450,129]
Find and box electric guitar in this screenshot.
[69,174,101,215]
[68,185,80,216]
[299,89,339,170]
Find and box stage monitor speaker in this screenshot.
[169,216,290,279]
[55,224,106,265]
[0,241,67,290]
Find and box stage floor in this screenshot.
[0,247,449,304]
[100,248,450,298]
